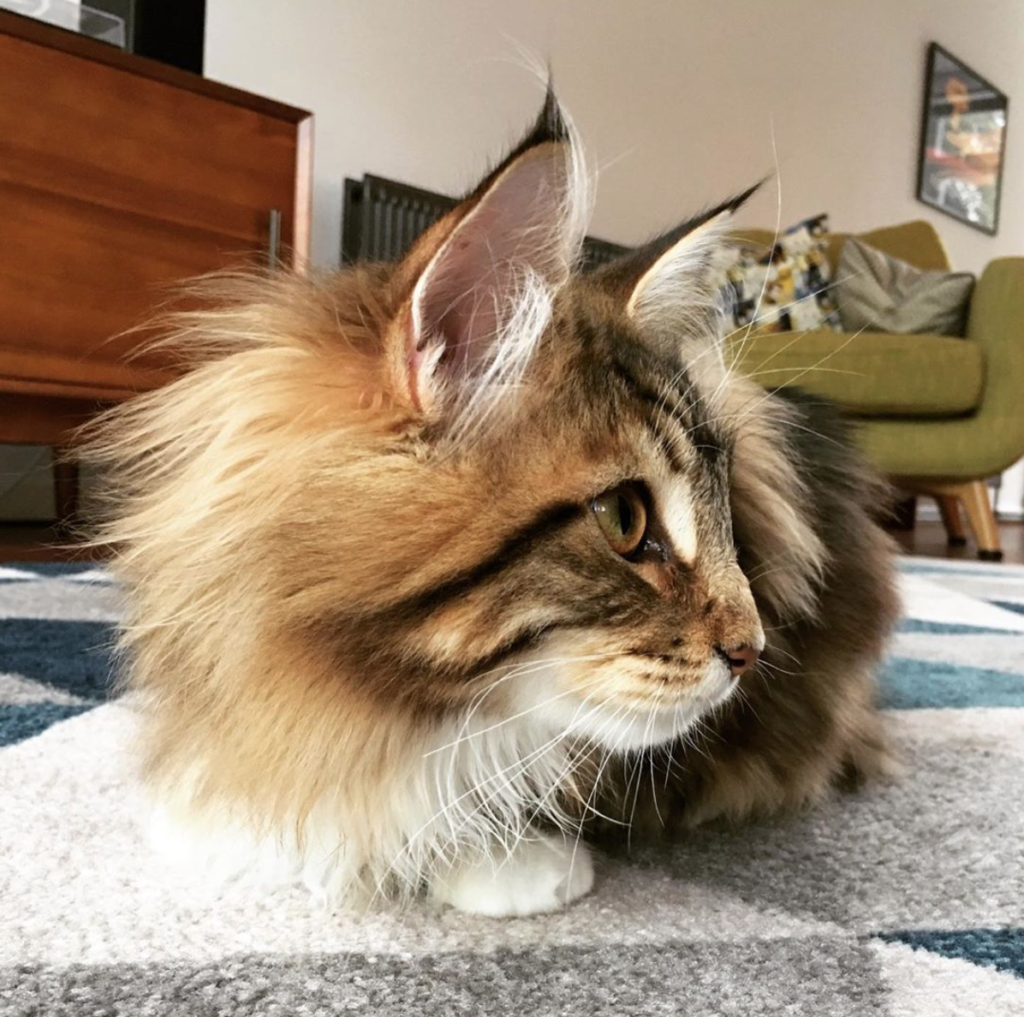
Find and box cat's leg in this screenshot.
[430,832,594,917]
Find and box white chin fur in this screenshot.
[141,656,736,912]
[512,654,738,752]
[141,705,593,912]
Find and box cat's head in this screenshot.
[338,93,767,750]
[102,93,817,759]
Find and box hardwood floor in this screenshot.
[890,518,1024,564]
[0,523,99,563]
[3,519,1023,565]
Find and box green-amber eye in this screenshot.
[592,485,647,557]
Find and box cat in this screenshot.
[85,91,898,918]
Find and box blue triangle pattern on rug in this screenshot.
[897,562,1018,579]
[896,618,1021,636]
[992,600,1024,616]
[0,619,116,700]
[876,929,1024,979]
[879,657,1024,709]
[0,703,94,748]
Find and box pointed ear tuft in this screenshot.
[517,80,571,150]
[393,92,588,440]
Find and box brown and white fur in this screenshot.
[85,93,898,917]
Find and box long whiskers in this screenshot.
[425,652,620,757]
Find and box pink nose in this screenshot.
[718,644,760,677]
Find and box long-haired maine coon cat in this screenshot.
[88,92,898,917]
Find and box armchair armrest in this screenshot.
[963,257,1024,476]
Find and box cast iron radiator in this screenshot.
[341,173,629,272]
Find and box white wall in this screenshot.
[205,0,1023,274]
[200,0,1020,525]
[5,0,1023,519]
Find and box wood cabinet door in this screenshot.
[0,20,312,402]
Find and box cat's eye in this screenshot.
[592,485,648,557]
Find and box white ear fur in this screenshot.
[404,135,587,441]
[626,211,733,363]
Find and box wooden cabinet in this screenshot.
[0,10,312,446]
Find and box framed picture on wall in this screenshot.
[916,43,1008,235]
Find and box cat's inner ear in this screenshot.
[395,103,585,424]
[625,211,733,341]
[593,185,760,366]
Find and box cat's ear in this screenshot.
[593,185,761,361]
[391,90,587,434]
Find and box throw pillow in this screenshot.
[717,214,841,335]
[835,237,974,336]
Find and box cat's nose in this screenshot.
[717,644,760,677]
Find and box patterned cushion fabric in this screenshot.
[835,236,975,337]
[718,213,842,334]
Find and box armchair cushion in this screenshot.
[835,237,974,336]
[728,329,983,417]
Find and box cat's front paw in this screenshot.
[431,833,594,917]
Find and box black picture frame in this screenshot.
[916,42,1008,236]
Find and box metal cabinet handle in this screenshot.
[267,209,282,268]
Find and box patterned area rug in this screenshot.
[2,557,1023,1015]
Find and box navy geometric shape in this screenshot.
[897,618,1022,636]
[876,928,1024,979]
[0,702,95,747]
[879,656,1024,709]
[992,600,1024,617]
[0,619,116,700]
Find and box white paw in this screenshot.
[431,833,594,917]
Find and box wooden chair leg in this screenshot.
[888,495,918,531]
[52,449,79,532]
[937,495,967,546]
[958,480,1003,561]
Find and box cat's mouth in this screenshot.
[509,649,741,752]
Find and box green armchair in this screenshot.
[728,221,1024,560]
